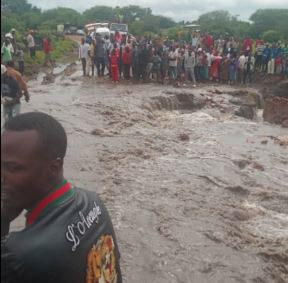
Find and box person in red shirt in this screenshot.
[204,33,213,51]
[122,46,132,80]
[110,45,119,83]
[43,37,53,67]
[242,37,252,55]
[114,31,122,46]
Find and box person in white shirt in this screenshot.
[168,46,178,83]
[184,49,196,87]
[104,35,113,76]
[237,53,246,84]
[79,38,91,76]
[26,30,35,59]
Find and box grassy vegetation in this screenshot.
[24,38,78,75]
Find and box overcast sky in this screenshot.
[28,0,288,22]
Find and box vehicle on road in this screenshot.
[109,23,128,36]
[76,29,85,36]
[84,23,109,33]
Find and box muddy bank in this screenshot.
[10,63,288,283]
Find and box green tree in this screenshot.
[129,15,175,35]
[20,11,42,30]
[41,7,83,27]
[195,10,250,38]
[1,15,23,35]
[197,10,234,34]
[1,0,39,14]
[262,30,282,43]
[120,5,152,23]
[249,9,288,40]
[82,6,116,24]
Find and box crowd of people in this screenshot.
[1,29,53,75]
[79,31,288,86]
[1,28,288,123]
[1,28,55,122]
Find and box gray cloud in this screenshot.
[28,0,288,22]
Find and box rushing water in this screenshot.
[9,64,288,283]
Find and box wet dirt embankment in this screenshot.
[10,63,288,283]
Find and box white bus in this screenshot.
[84,23,109,33]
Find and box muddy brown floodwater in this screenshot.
[10,63,288,283]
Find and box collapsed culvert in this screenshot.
[143,92,207,112]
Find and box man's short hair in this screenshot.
[3,112,67,160]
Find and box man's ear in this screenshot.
[47,158,63,180]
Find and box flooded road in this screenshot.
[11,64,288,283]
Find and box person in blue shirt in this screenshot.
[268,44,278,74]
[262,44,271,73]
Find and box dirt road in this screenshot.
[10,63,288,283]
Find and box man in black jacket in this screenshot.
[1,112,122,283]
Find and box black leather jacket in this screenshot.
[1,184,122,283]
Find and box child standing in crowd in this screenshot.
[262,44,271,73]
[15,47,24,75]
[202,53,209,80]
[152,50,162,83]
[122,46,132,80]
[168,46,178,84]
[275,55,282,75]
[237,53,246,83]
[228,57,237,84]
[110,45,120,83]
[243,53,255,84]
[184,48,196,87]
[43,37,53,67]
[210,51,221,82]
[161,49,169,84]
[220,57,229,83]
[177,49,185,84]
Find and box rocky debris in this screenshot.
[233,159,251,169]
[261,135,288,147]
[42,73,55,85]
[234,105,256,120]
[282,119,288,128]
[242,92,263,109]
[273,136,288,147]
[263,97,288,126]
[229,97,242,106]
[228,90,248,96]
[229,90,264,109]
[225,186,250,196]
[130,149,152,159]
[262,79,288,99]
[271,80,288,98]
[213,89,223,94]
[91,128,113,137]
[178,133,190,141]
[64,63,77,76]
[252,162,265,171]
[147,93,207,111]
[233,159,265,171]
[228,91,263,119]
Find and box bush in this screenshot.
[24,38,77,66]
[262,30,282,43]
